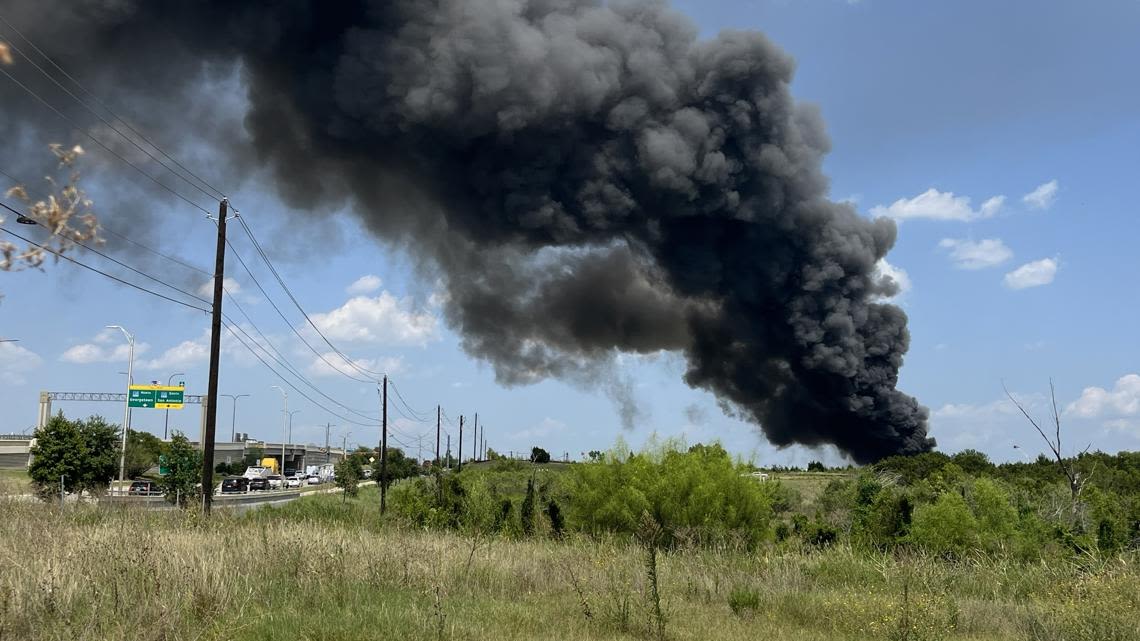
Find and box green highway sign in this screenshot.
[128,384,185,409]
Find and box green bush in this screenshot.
[567,441,772,546]
[728,587,761,617]
[910,491,977,557]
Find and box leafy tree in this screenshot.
[125,429,164,478]
[335,457,363,499]
[242,445,264,468]
[569,441,772,546]
[372,447,420,483]
[952,449,993,476]
[530,447,551,464]
[807,460,826,472]
[28,413,119,500]
[159,432,201,508]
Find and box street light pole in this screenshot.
[271,386,287,473]
[221,394,250,442]
[107,325,134,491]
[286,410,301,446]
[163,372,185,440]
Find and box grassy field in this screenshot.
[1,487,1137,641]
[765,471,850,506]
[0,468,30,495]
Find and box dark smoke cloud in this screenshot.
[2,0,933,462]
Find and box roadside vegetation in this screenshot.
[4,433,1139,640]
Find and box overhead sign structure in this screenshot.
[128,384,186,410]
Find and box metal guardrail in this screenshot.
[102,489,304,509]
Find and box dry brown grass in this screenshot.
[0,490,1136,641]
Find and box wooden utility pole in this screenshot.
[458,415,464,472]
[380,375,388,515]
[200,198,228,515]
[446,434,451,470]
[436,405,441,466]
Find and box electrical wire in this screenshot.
[99,225,213,278]
[222,292,382,422]
[0,222,210,313]
[0,11,227,202]
[235,215,384,382]
[388,377,432,422]
[0,25,224,203]
[0,66,214,216]
[3,196,384,425]
[224,232,377,385]
[221,319,380,428]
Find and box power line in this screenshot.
[0,22,224,203]
[0,65,213,216]
[0,221,210,314]
[221,293,381,422]
[223,232,376,385]
[388,377,432,422]
[99,225,213,278]
[0,202,214,309]
[221,319,380,428]
[0,11,227,203]
[4,197,381,426]
[235,215,384,382]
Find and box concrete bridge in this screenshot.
[0,434,347,473]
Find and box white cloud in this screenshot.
[938,238,1013,270]
[1003,258,1058,289]
[872,258,911,302]
[198,277,242,299]
[510,417,566,442]
[931,393,1046,456]
[1067,374,1140,418]
[346,274,383,296]
[60,339,149,364]
[310,292,439,345]
[1022,180,1058,210]
[142,336,210,370]
[307,353,403,379]
[871,188,1004,222]
[0,342,42,384]
[1102,419,1140,436]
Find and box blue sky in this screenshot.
[2,0,1139,465]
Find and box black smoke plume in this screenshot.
[2,0,933,462]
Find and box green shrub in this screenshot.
[567,441,772,546]
[910,491,977,557]
[728,587,760,617]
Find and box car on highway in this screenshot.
[219,476,250,494]
[267,475,284,490]
[248,477,270,491]
[306,474,321,485]
[285,475,302,488]
[128,479,161,496]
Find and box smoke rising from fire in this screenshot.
[3,0,933,462]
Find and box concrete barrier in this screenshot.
[102,489,303,511]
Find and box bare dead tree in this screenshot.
[1004,380,1090,507]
